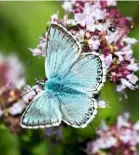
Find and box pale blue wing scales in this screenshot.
[63,53,106,95]
[58,93,98,128]
[46,23,81,79]
[20,91,61,129]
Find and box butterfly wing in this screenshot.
[63,53,106,96]
[22,23,106,129]
[44,24,106,128]
[20,91,61,129]
[56,53,106,128]
[45,23,81,79]
[58,93,98,128]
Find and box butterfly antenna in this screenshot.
[18,89,35,100]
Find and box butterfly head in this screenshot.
[36,78,47,89]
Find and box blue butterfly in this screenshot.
[20,23,106,129]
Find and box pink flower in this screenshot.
[126,74,138,84]
[51,12,59,22]
[107,0,117,6]
[85,113,139,155]
[119,78,137,90]
[74,12,88,27]
[62,1,73,12]
[119,128,138,145]
[117,113,131,129]
[88,37,100,50]
[0,53,27,134]
[104,54,112,67]
[87,135,117,153]
[8,101,26,115]
[0,53,25,88]
[29,48,42,56]
[98,100,108,108]
[127,63,139,72]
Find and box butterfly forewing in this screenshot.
[46,23,81,79]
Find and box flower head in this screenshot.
[85,113,139,155]
[0,53,27,134]
[30,0,138,95]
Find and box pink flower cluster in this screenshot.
[0,53,26,134]
[85,113,139,155]
[0,54,25,90]
[30,0,138,93]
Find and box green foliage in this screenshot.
[0,1,138,155]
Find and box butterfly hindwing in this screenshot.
[58,93,98,128]
[46,23,81,79]
[20,91,61,129]
[63,53,106,96]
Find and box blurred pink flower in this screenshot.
[85,113,139,155]
[0,53,27,134]
[0,54,25,89]
[8,100,26,115]
[98,100,108,108]
[22,84,43,103]
[104,54,112,67]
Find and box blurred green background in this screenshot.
[0,1,139,155]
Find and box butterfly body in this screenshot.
[20,23,106,129]
[45,78,84,96]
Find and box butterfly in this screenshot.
[20,23,106,129]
